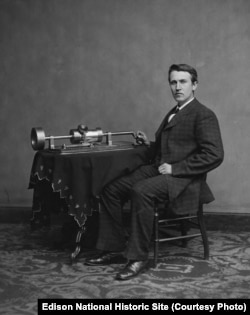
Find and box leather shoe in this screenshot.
[84,251,126,266]
[115,260,149,280]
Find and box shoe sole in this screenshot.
[84,257,127,266]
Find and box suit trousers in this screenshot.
[96,164,170,260]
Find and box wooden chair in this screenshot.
[153,201,209,267]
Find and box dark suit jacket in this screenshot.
[154,98,224,214]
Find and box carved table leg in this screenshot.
[70,225,86,262]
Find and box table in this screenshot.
[28,144,151,258]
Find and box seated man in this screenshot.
[85,63,224,280]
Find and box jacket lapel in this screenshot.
[155,98,198,142]
[164,104,189,129]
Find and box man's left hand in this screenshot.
[158,163,172,175]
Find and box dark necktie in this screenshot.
[174,105,180,114]
[168,105,180,122]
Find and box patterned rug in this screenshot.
[0,222,250,314]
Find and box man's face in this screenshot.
[169,70,197,106]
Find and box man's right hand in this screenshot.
[135,130,150,145]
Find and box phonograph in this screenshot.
[30,124,147,154]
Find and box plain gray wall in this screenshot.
[0,0,250,213]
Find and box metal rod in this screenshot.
[103,131,135,137]
[45,135,73,140]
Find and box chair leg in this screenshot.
[154,205,159,268]
[198,205,209,260]
[180,220,188,247]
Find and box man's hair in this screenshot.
[168,64,198,83]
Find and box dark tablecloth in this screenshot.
[28,145,151,226]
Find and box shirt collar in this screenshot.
[178,97,194,111]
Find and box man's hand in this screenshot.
[135,130,150,145]
[158,163,172,175]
